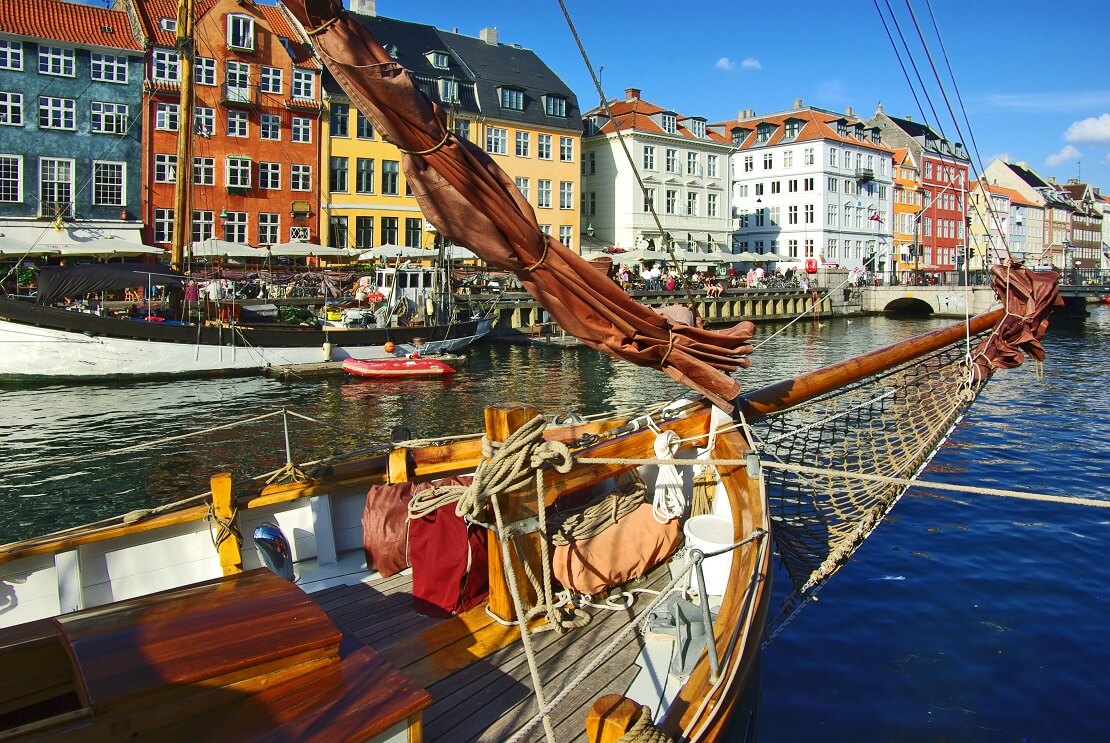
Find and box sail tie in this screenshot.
[397,128,451,156]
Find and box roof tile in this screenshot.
[0,0,142,50]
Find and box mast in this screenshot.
[170,0,195,271]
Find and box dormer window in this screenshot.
[836,120,848,137]
[159,17,177,33]
[438,78,459,104]
[661,113,677,134]
[756,123,774,144]
[584,115,599,135]
[690,119,706,138]
[227,14,254,51]
[428,51,450,69]
[869,129,881,145]
[853,123,864,139]
[499,87,525,111]
[278,37,295,57]
[544,94,567,117]
[784,120,801,139]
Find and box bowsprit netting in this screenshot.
[750,335,989,601]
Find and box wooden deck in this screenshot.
[311,566,672,742]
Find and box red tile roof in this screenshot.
[0,0,142,50]
[971,180,1039,208]
[591,94,730,144]
[715,108,893,154]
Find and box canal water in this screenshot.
[1,307,1107,740]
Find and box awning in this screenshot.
[0,224,151,256]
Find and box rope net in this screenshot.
[750,334,989,603]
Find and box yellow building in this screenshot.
[891,147,922,277]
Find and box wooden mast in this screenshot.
[169,0,195,271]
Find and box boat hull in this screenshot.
[0,297,491,380]
[342,356,457,379]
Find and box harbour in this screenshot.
[1,307,1107,740]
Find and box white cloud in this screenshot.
[980,91,1110,111]
[1064,114,1110,143]
[715,57,735,72]
[1045,145,1081,167]
[740,57,762,70]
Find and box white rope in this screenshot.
[651,430,686,523]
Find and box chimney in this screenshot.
[905,114,913,121]
[1047,176,1056,184]
[479,27,498,45]
[1067,178,1079,185]
[875,102,884,115]
[793,98,804,109]
[350,0,377,16]
[845,105,854,117]
[625,88,640,101]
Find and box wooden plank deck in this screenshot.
[311,565,673,742]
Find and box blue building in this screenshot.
[0,0,147,250]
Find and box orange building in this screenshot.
[890,147,921,276]
[129,0,322,253]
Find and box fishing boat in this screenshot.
[0,1,1065,740]
[342,355,457,378]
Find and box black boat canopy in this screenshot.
[36,263,185,305]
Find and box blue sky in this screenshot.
[367,0,1110,191]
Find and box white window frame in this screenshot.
[194,107,215,137]
[0,155,22,202]
[91,101,128,135]
[707,155,718,178]
[559,225,573,247]
[91,160,125,206]
[560,136,573,163]
[152,49,179,83]
[292,69,315,100]
[39,156,74,217]
[486,126,507,155]
[194,57,216,86]
[260,113,281,140]
[708,193,718,217]
[193,156,214,186]
[258,213,280,245]
[537,134,552,160]
[515,131,530,157]
[227,15,255,51]
[559,181,573,210]
[0,40,23,71]
[90,53,128,84]
[438,78,459,103]
[191,210,214,244]
[643,146,655,170]
[499,88,524,111]
[153,207,174,243]
[290,164,311,191]
[155,102,179,131]
[226,110,248,137]
[291,116,311,143]
[544,95,567,117]
[154,154,176,183]
[226,157,252,188]
[661,113,676,134]
[515,177,529,201]
[38,46,74,77]
[223,211,248,244]
[0,92,23,127]
[537,179,552,209]
[260,66,282,94]
[38,97,75,130]
[259,161,280,190]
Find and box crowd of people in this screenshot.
[612,263,812,293]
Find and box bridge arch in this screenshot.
[881,296,935,316]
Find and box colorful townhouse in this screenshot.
[982,158,1068,266]
[868,107,970,274]
[891,147,922,277]
[309,2,582,254]
[127,0,322,256]
[1057,179,1103,270]
[722,101,894,275]
[0,0,146,247]
[581,88,734,258]
[967,181,1036,267]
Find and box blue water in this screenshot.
[0,307,1107,739]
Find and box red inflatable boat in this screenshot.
[342,356,458,379]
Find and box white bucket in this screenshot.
[684,514,734,596]
[322,341,332,361]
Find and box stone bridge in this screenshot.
[861,285,1000,317]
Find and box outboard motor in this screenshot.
[253,522,295,581]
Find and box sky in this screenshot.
[360,0,1110,192]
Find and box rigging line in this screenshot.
[872,0,928,128]
[553,0,702,320]
[751,271,853,350]
[881,0,945,139]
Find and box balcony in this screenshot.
[855,168,875,182]
[285,96,322,112]
[221,84,259,108]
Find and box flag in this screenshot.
[869,212,882,222]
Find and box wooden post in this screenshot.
[388,446,411,483]
[210,472,243,576]
[485,403,541,622]
[586,695,644,743]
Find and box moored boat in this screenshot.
[342,355,457,378]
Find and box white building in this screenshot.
[581,88,735,258]
[721,102,895,274]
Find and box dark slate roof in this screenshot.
[1004,161,1051,189]
[886,114,936,140]
[884,113,969,162]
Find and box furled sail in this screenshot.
[280,0,755,410]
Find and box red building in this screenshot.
[128,0,322,255]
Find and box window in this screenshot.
[687,192,698,217]
[737,184,748,197]
[666,149,678,173]
[828,204,837,226]
[805,204,814,224]
[154,154,176,183]
[90,53,127,83]
[330,103,349,137]
[754,183,764,196]
[289,226,310,241]
[260,66,282,93]
[688,153,699,175]
[405,218,422,248]
[225,61,250,102]
[329,156,348,192]
[788,239,798,258]
[356,158,374,193]
[661,113,677,134]
[259,113,280,140]
[381,216,398,245]
[91,161,125,206]
[326,215,344,247]
[194,106,214,136]
[38,46,74,77]
[785,179,796,193]
[355,216,374,249]
[38,97,75,130]
[356,112,374,138]
[438,77,459,103]
[226,157,252,188]
[559,225,573,247]
[784,120,800,139]
[90,101,127,134]
[292,70,315,100]
[783,150,793,168]
[152,50,179,83]
[486,127,507,155]
[0,40,23,71]
[708,193,718,217]
[559,181,573,209]
[515,177,529,200]
[828,177,838,192]
[188,211,212,243]
[193,156,214,186]
[771,181,781,194]
[0,155,20,201]
[454,118,469,141]
[545,95,567,117]
[770,206,780,224]
[763,153,772,170]
[643,188,655,212]
[743,155,753,172]
[291,116,310,143]
[39,157,73,217]
[560,136,574,162]
[515,131,530,157]
[227,15,255,51]
[155,102,179,131]
[382,160,399,195]
[707,155,718,178]
[259,162,280,190]
[223,211,247,244]
[226,110,248,137]
[537,179,552,208]
[290,164,311,191]
[500,88,524,110]
[804,148,814,165]
[258,213,279,245]
[665,189,677,215]
[829,148,838,167]
[643,146,655,170]
[584,151,596,175]
[153,208,173,243]
[788,205,798,225]
[538,134,552,160]
[690,120,706,138]
[804,177,814,191]
[195,57,216,86]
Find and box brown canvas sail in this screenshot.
[280,0,754,410]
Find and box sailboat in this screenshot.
[0,0,492,383]
[0,1,1063,740]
